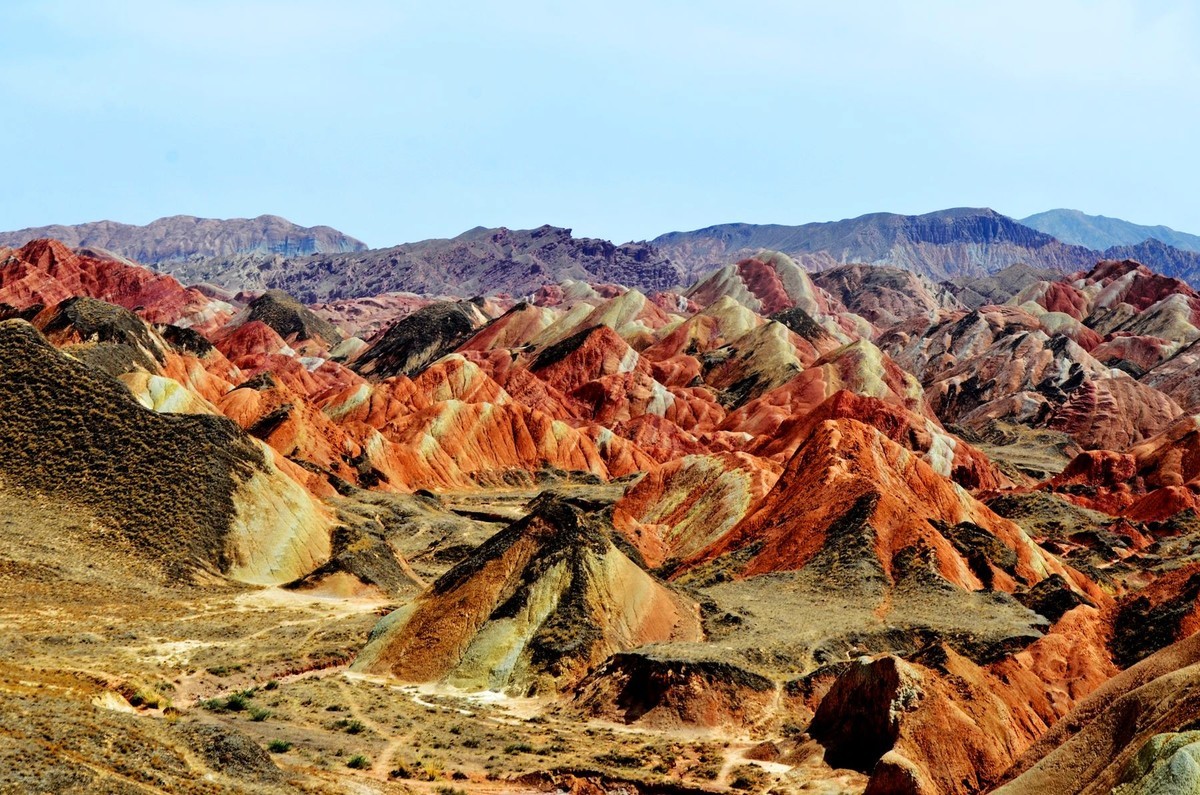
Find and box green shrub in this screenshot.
[332,718,366,734]
[780,721,806,739]
[595,751,641,767]
[730,764,769,791]
[267,739,292,753]
[346,755,370,770]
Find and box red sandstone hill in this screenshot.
[10,237,1200,794]
[0,238,231,333]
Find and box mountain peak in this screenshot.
[1022,208,1200,253]
[0,215,368,263]
[655,207,1090,283]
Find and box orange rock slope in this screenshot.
[13,238,1200,795]
[0,239,231,332]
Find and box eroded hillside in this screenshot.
[6,239,1200,794]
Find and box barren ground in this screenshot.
[0,483,861,794]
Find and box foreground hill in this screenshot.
[0,317,333,584]
[0,214,366,263]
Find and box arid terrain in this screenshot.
[5,223,1200,795]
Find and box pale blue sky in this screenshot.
[2,0,1198,247]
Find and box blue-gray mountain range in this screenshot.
[3,208,1200,297]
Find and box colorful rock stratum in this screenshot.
[6,236,1200,795]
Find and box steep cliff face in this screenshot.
[158,225,683,301]
[0,214,366,263]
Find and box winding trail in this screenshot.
[335,677,407,778]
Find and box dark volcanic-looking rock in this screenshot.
[0,214,366,263]
[809,655,921,773]
[810,648,1050,795]
[1110,566,1200,668]
[352,301,487,378]
[768,305,835,343]
[285,522,422,598]
[36,296,167,372]
[1015,574,1096,623]
[573,651,777,728]
[240,289,343,347]
[158,323,217,356]
[156,225,683,301]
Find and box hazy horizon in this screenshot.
[3,1,1198,248]
[0,205,1127,249]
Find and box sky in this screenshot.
[1,0,1198,247]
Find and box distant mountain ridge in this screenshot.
[156,224,681,302]
[653,208,1099,283]
[0,214,367,263]
[1022,209,1200,253]
[1099,238,1200,286]
[8,207,1200,298]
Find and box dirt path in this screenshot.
[335,677,406,778]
